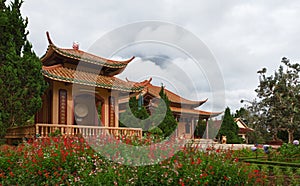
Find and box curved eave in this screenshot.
[40,44,55,63]
[41,69,143,93]
[41,44,134,68]
[203,111,223,118]
[179,98,208,107]
[170,107,222,118]
[41,32,134,69]
[145,88,208,107]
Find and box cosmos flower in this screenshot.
[293,140,299,146]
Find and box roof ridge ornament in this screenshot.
[46,31,53,45]
[125,77,152,86]
[73,41,79,50]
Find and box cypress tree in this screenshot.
[0,0,47,137]
[218,107,241,143]
[154,86,178,138]
[194,119,206,138]
[120,86,178,138]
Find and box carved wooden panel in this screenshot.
[59,89,67,124]
[109,96,115,127]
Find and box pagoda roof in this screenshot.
[41,32,134,69]
[119,78,221,118]
[42,65,144,92]
[234,118,254,134]
[170,106,222,118]
[142,82,208,107]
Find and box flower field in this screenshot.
[0,135,294,185]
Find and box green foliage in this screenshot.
[218,107,242,143]
[119,96,150,129]
[237,103,270,144]
[255,57,300,142]
[148,126,163,135]
[277,143,300,161]
[120,86,178,139]
[48,129,61,137]
[154,86,178,138]
[235,144,300,164]
[0,0,47,137]
[194,119,206,138]
[195,119,220,139]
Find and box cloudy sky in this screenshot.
[20,0,300,114]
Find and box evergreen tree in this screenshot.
[120,86,178,138]
[0,0,47,137]
[119,96,150,129]
[194,119,206,138]
[218,107,241,143]
[255,58,300,143]
[154,86,178,138]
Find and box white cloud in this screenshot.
[20,0,300,114]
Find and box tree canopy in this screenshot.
[119,86,178,138]
[255,57,300,143]
[119,96,150,130]
[0,0,47,137]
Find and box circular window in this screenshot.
[74,103,89,118]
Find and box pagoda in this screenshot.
[119,80,221,139]
[36,32,149,128]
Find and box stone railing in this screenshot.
[35,123,142,138]
[5,124,36,139]
[5,124,142,141]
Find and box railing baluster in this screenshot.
[5,124,143,140]
[41,126,44,137]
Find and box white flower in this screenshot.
[293,140,299,145]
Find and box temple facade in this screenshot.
[35,32,147,128]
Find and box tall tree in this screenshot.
[256,57,300,143]
[153,86,178,138]
[194,119,206,138]
[119,96,150,129]
[218,107,241,143]
[0,0,47,137]
[119,86,178,138]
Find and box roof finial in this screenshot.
[46,31,53,45]
[73,41,79,50]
